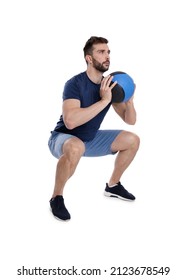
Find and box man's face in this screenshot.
[91,43,110,73]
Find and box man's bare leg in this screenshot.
[104,131,140,201]
[52,137,85,197]
[50,137,85,220]
[109,131,140,185]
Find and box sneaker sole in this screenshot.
[104,191,135,201]
[49,208,71,221]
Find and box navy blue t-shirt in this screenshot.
[53,71,111,141]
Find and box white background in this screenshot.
[0,0,186,279]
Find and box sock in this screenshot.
[108,183,118,188]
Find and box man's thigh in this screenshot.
[83,130,122,157]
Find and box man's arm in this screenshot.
[62,98,110,129]
[62,75,117,129]
[112,95,137,125]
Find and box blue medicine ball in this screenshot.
[110,71,135,103]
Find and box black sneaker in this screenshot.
[50,195,71,220]
[104,182,135,201]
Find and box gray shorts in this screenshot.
[48,130,122,159]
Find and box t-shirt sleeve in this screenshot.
[63,77,81,101]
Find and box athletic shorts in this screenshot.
[48,130,122,159]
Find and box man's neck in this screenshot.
[86,69,103,84]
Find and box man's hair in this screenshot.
[83,36,108,58]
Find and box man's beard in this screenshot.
[92,57,110,73]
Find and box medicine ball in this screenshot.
[110,71,135,103]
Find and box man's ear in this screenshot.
[86,54,92,64]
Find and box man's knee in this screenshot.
[128,132,140,150]
[63,137,85,159]
[111,131,140,152]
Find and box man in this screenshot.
[48,36,140,220]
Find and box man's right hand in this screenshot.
[100,75,117,103]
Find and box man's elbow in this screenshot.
[124,117,136,125]
[130,119,136,125]
[63,117,76,130]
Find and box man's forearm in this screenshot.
[124,103,137,125]
[63,99,109,129]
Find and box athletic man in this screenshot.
[48,36,140,220]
